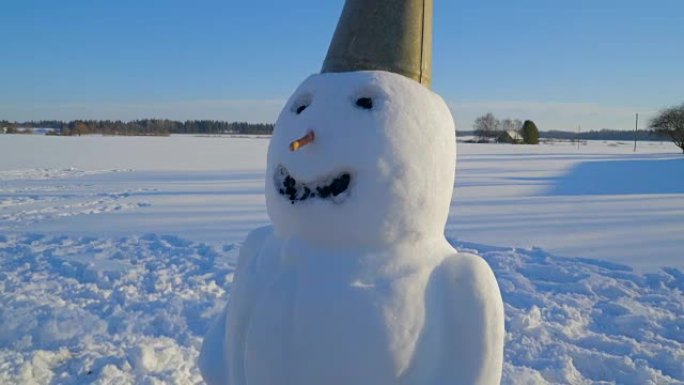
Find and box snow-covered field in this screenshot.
[1,135,682,384]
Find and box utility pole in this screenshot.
[577,125,581,150]
[633,113,639,153]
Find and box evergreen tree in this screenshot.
[521,120,539,144]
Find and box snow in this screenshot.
[3,135,680,271]
[0,233,231,385]
[461,240,684,385]
[448,140,684,271]
[1,133,683,384]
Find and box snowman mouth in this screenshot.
[275,165,352,204]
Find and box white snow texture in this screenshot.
[2,233,683,384]
[200,70,505,385]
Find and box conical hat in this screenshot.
[322,0,433,87]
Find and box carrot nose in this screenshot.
[289,130,315,152]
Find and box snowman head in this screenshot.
[265,70,455,249]
[265,0,454,249]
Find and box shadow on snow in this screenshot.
[546,158,684,196]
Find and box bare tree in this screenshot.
[473,113,500,141]
[513,119,523,132]
[650,103,684,153]
[501,118,512,132]
[501,118,521,133]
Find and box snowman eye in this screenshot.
[355,97,373,110]
[295,104,308,114]
[291,94,312,115]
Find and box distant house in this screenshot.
[497,130,524,144]
[0,127,6,134]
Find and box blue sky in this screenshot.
[1,0,682,130]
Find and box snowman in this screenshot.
[199,1,504,384]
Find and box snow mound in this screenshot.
[0,234,234,384]
[451,240,684,385]
[1,233,682,384]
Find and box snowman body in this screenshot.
[200,71,504,385]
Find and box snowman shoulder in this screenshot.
[439,252,501,299]
[237,225,274,271]
[433,252,505,384]
[199,225,276,385]
[438,252,504,325]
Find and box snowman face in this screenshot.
[266,71,455,249]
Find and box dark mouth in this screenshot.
[275,165,351,204]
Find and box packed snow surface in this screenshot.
[1,134,683,384]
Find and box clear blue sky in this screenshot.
[1,0,683,130]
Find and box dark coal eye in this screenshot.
[295,104,307,114]
[291,94,312,115]
[355,97,373,110]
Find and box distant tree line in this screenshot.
[458,128,668,141]
[0,119,274,136]
[472,113,538,144]
[465,111,671,144]
[458,128,665,142]
[539,129,664,142]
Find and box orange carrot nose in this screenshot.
[289,130,315,152]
